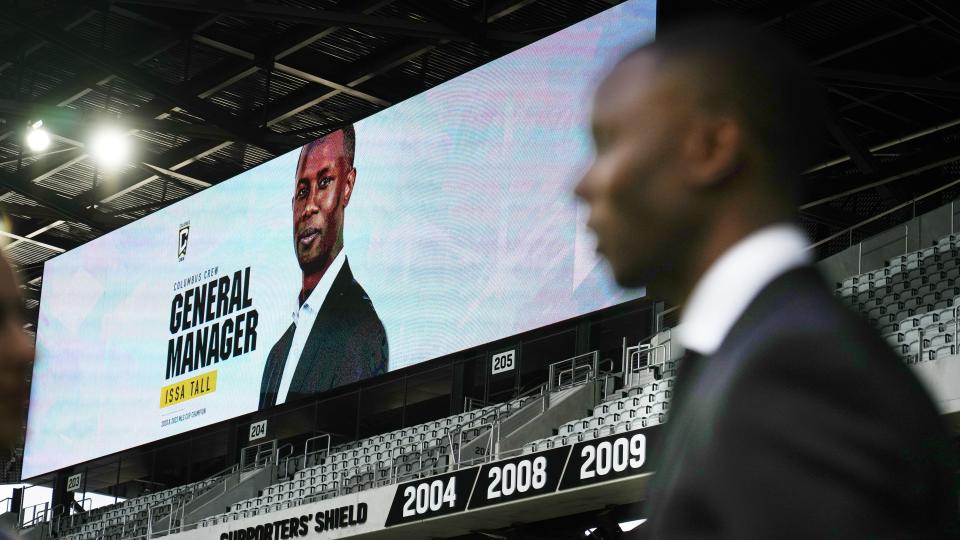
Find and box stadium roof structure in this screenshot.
[1,0,960,332]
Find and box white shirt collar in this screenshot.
[675,223,811,355]
[292,249,347,325]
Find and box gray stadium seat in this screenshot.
[883,332,904,347]
[918,312,940,328]
[900,317,921,333]
[934,345,956,359]
[929,333,952,348]
[879,323,899,334]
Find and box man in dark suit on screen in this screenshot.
[576,19,958,538]
[259,126,388,410]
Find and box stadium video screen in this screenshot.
[24,0,656,478]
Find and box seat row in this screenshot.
[837,234,960,291]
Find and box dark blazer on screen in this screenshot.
[647,266,959,539]
[259,259,388,409]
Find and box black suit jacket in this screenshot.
[648,266,958,539]
[259,259,388,409]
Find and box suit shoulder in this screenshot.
[724,268,942,434]
[336,267,387,335]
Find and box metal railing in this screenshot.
[548,351,598,392]
[806,188,960,269]
[627,342,670,373]
[462,396,486,413]
[303,434,331,468]
[19,501,49,529]
[47,444,290,540]
[240,439,277,471]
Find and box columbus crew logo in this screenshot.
[178,221,190,262]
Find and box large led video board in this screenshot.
[24,0,655,478]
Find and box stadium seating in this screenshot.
[53,477,224,540]
[523,377,674,454]
[836,232,960,364]
[53,337,679,538]
[199,396,535,526]
[196,356,677,528]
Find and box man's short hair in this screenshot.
[630,18,826,192]
[302,124,356,166]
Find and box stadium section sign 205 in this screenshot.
[24,0,656,478]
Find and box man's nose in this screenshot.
[303,191,321,215]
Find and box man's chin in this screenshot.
[297,252,331,274]
[611,262,659,291]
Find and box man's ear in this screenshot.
[343,166,356,208]
[685,115,743,189]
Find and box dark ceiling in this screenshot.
[2,0,960,333]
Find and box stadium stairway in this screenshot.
[496,380,601,453]
[159,464,275,531]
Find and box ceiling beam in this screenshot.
[1,2,401,228]
[818,67,960,99]
[83,139,230,208]
[485,0,542,23]
[0,13,222,145]
[802,135,960,210]
[0,202,72,221]
[261,40,436,126]
[2,221,66,254]
[82,37,436,215]
[5,6,299,155]
[406,0,492,46]
[0,149,123,230]
[191,34,393,108]
[74,0,540,222]
[824,112,880,176]
[0,6,97,75]
[0,99,242,141]
[7,0,537,258]
[113,0,538,43]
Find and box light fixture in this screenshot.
[90,127,130,168]
[25,120,50,152]
[619,519,647,532]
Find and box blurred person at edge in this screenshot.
[0,250,32,540]
[0,252,30,450]
[576,18,959,539]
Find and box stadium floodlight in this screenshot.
[89,127,130,168]
[619,519,647,532]
[25,121,50,152]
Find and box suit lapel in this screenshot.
[288,260,354,395]
[261,323,295,409]
[649,266,824,515]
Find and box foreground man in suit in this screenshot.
[576,19,958,538]
[260,126,388,409]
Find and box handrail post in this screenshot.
[858,241,862,275]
